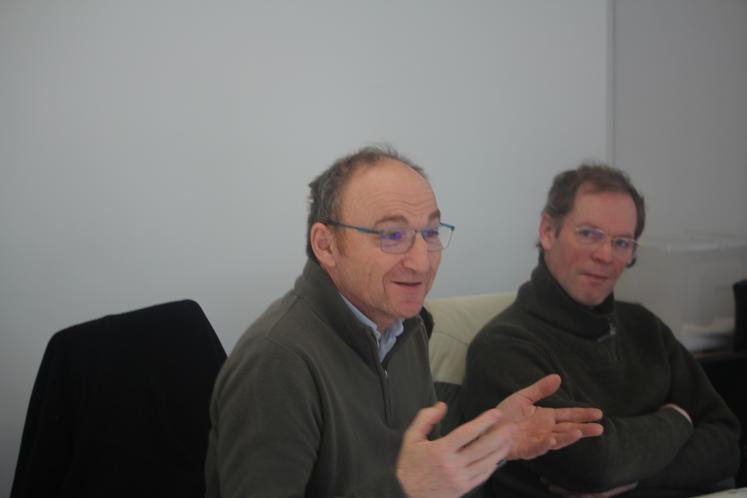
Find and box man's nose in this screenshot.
[591,240,615,263]
[402,232,431,272]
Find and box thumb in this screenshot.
[517,373,561,403]
[402,401,448,445]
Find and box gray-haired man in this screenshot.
[205,147,604,498]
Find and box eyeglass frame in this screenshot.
[325,220,455,254]
[572,225,638,262]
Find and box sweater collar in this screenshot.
[293,259,431,364]
[517,255,616,340]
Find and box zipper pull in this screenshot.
[597,319,616,343]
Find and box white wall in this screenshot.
[2,1,746,495]
[2,1,745,495]
[611,0,747,351]
[613,0,747,238]
[0,2,609,493]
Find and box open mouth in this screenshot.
[393,281,423,288]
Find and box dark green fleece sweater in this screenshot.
[461,257,740,497]
[205,260,436,498]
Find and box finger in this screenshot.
[553,421,604,437]
[549,423,604,450]
[548,481,636,498]
[459,420,516,465]
[463,455,508,492]
[579,422,604,437]
[514,374,562,403]
[402,401,448,445]
[441,407,503,452]
[551,407,604,423]
[463,460,504,495]
[518,438,556,460]
[592,482,637,498]
[463,424,516,485]
[612,483,638,496]
[546,482,572,496]
[547,428,583,450]
[551,488,598,498]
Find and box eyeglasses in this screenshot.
[326,220,455,254]
[573,226,637,261]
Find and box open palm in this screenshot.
[495,374,604,460]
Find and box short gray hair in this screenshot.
[306,145,427,262]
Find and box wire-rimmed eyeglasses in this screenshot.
[326,220,455,254]
[573,226,637,261]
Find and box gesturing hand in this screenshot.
[496,374,604,460]
[396,402,517,498]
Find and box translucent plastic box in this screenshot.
[615,234,747,351]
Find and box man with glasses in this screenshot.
[205,147,604,498]
[461,164,740,497]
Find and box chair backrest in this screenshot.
[699,351,747,487]
[11,300,227,498]
[425,292,516,431]
[734,278,747,351]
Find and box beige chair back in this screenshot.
[426,292,516,385]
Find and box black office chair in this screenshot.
[10,300,227,498]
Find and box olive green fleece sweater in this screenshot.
[205,260,436,498]
[461,257,740,498]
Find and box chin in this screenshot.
[396,303,425,319]
[585,294,609,307]
[572,290,606,307]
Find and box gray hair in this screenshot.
[306,145,426,262]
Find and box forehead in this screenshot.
[339,159,438,223]
[566,187,637,234]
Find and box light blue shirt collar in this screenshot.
[339,294,404,362]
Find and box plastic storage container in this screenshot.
[615,234,747,352]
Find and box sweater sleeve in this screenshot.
[637,321,741,489]
[205,336,408,498]
[461,328,698,493]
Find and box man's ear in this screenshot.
[538,214,557,251]
[310,222,337,267]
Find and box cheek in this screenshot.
[428,253,441,276]
[568,251,595,285]
[379,259,405,285]
[611,261,628,280]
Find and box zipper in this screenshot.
[597,317,617,343]
[365,327,393,424]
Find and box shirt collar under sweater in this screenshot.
[517,255,617,341]
[293,259,432,368]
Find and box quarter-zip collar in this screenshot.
[339,293,405,362]
[293,259,431,370]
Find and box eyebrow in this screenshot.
[373,209,441,227]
